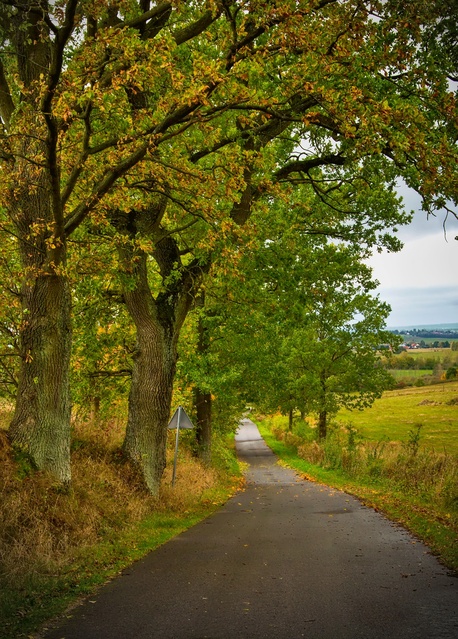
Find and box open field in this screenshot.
[337,381,458,455]
[388,369,433,380]
[402,337,458,345]
[389,347,458,366]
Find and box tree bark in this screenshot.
[194,387,212,464]
[9,271,72,484]
[318,410,327,440]
[6,128,72,484]
[193,293,212,462]
[122,310,177,495]
[5,0,73,485]
[119,243,201,494]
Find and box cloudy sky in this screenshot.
[367,185,458,329]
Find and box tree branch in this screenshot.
[0,59,15,130]
[274,154,346,181]
[174,9,219,45]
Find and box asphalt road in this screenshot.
[43,419,457,639]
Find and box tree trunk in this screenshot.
[288,407,294,432]
[318,370,328,440]
[194,388,212,463]
[193,293,212,462]
[122,315,177,495]
[9,272,72,484]
[120,249,191,495]
[7,77,72,484]
[318,410,327,440]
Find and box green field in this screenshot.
[388,369,433,380]
[337,380,458,455]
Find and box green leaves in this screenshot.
[0,0,456,486]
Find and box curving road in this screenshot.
[44,419,457,639]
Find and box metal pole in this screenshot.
[171,407,182,486]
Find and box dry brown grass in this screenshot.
[0,433,147,588]
[0,417,224,592]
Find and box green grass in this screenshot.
[388,369,433,379]
[389,347,458,366]
[337,380,458,455]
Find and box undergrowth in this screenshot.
[257,415,458,573]
[0,420,242,639]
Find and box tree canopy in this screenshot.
[0,0,456,492]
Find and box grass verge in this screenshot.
[256,419,458,575]
[0,425,243,639]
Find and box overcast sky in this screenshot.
[367,185,458,329]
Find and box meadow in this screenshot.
[388,369,433,380]
[337,380,458,455]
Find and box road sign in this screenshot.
[168,406,194,430]
[167,406,194,486]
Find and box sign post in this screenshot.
[167,406,194,486]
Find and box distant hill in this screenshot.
[388,323,458,343]
[389,323,458,331]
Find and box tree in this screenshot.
[243,231,399,438]
[0,0,456,491]
[281,269,397,440]
[0,0,284,485]
[445,366,457,380]
[85,0,458,492]
[177,191,401,442]
[70,231,134,421]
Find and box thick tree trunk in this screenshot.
[318,410,327,440]
[120,251,186,496]
[4,5,74,485]
[9,272,72,484]
[193,293,212,462]
[116,203,207,494]
[194,388,212,463]
[8,104,72,484]
[122,318,177,495]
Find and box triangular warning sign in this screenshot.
[167,406,194,430]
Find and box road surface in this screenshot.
[43,419,457,638]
